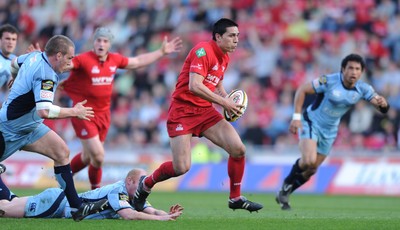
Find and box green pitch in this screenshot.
[1,190,399,230]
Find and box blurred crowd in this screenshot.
[1,0,400,152]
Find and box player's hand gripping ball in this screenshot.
[224,89,248,122]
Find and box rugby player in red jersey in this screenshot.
[62,27,182,189]
[133,18,263,212]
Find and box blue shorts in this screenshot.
[299,119,336,155]
[25,188,67,218]
[0,122,50,161]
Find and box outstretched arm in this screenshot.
[125,36,182,69]
[143,204,184,218]
[117,205,183,221]
[36,100,94,120]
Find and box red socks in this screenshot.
[70,153,87,174]
[144,161,177,189]
[144,157,244,199]
[228,156,245,199]
[70,152,102,189]
[89,164,102,190]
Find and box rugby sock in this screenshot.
[70,152,87,173]
[228,156,245,199]
[291,174,308,193]
[89,164,102,190]
[0,176,17,201]
[54,164,82,208]
[283,158,303,185]
[144,161,177,189]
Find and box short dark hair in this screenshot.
[44,35,75,56]
[212,18,238,41]
[0,24,19,38]
[341,53,365,71]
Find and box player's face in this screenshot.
[217,26,239,53]
[0,32,17,56]
[342,61,363,88]
[55,46,75,73]
[93,37,111,59]
[126,172,146,197]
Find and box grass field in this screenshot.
[1,189,399,230]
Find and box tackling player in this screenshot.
[0,35,108,221]
[275,53,390,210]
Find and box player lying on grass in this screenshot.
[0,166,183,221]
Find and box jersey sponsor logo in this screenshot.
[91,76,114,85]
[40,90,54,100]
[91,66,100,74]
[41,80,54,91]
[190,64,203,70]
[29,203,37,212]
[204,74,220,86]
[322,106,342,116]
[195,47,206,58]
[176,124,183,131]
[119,193,129,201]
[109,66,117,72]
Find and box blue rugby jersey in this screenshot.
[0,51,16,88]
[304,72,376,138]
[0,51,58,133]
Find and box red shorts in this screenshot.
[71,110,111,141]
[167,102,224,137]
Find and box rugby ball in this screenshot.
[224,89,248,122]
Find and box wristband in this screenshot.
[379,103,390,114]
[292,113,301,121]
[48,104,61,118]
[36,102,61,118]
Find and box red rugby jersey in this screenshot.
[63,51,128,112]
[172,40,230,107]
